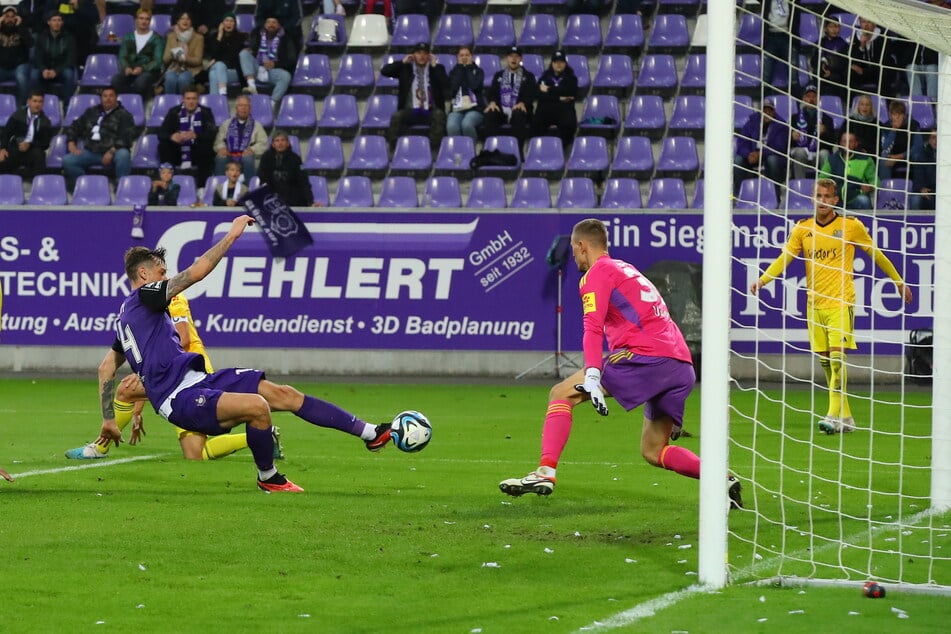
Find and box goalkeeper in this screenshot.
[751,178,913,434]
[500,218,743,510]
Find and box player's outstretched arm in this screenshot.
[166,215,254,298]
[96,349,127,448]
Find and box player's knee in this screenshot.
[550,378,583,404]
[261,381,304,411]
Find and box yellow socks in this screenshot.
[202,433,249,460]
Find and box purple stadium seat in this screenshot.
[98,14,133,50]
[567,54,590,97]
[648,14,690,53]
[735,54,762,95]
[637,54,678,97]
[361,94,398,134]
[302,135,344,177]
[516,53,541,80]
[308,14,347,55]
[43,94,62,130]
[71,175,112,205]
[391,15,431,51]
[736,13,763,50]
[668,95,706,137]
[786,178,815,210]
[247,94,274,130]
[566,136,609,178]
[0,94,16,125]
[46,134,67,170]
[764,94,794,125]
[657,136,700,179]
[467,176,507,208]
[646,178,688,209]
[149,14,171,37]
[510,177,551,209]
[799,11,820,45]
[734,95,755,130]
[601,178,642,209]
[236,14,255,34]
[118,93,145,130]
[593,54,634,97]
[477,135,522,178]
[691,179,704,209]
[556,177,596,208]
[423,176,462,207]
[680,54,706,94]
[819,94,845,130]
[518,14,559,53]
[334,54,376,97]
[292,54,332,96]
[333,175,375,207]
[275,94,317,134]
[473,54,501,88]
[309,176,330,207]
[199,94,229,126]
[434,14,474,51]
[0,174,23,205]
[318,94,359,137]
[78,54,118,91]
[578,94,621,138]
[735,178,780,210]
[146,94,179,129]
[521,136,564,177]
[28,174,68,205]
[910,94,936,129]
[201,175,226,206]
[64,94,100,127]
[611,136,654,178]
[434,135,476,175]
[378,176,420,207]
[476,14,516,53]
[562,14,602,52]
[172,174,196,206]
[115,175,151,206]
[347,135,390,177]
[131,134,160,173]
[877,179,912,210]
[603,14,644,53]
[623,94,665,138]
[390,135,433,176]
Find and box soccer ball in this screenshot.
[390,410,432,453]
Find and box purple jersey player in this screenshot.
[499,218,743,510]
[94,215,394,492]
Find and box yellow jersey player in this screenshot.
[65,293,283,461]
[751,178,913,434]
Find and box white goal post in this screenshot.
[698,0,951,593]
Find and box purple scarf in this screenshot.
[178,105,202,167]
[257,29,283,64]
[225,117,255,156]
[499,68,522,115]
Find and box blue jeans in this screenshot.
[239,50,291,104]
[208,62,238,94]
[164,69,195,95]
[447,110,483,141]
[0,63,31,104]
[29,66,77,102]
[63,148,131,189]
[214,153,257,182]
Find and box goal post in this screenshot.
[699,0,951,593]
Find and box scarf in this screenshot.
[257,29,282,64]
[219,175,246,201]
[225,117,255,155]
[178,105,202,168]
[499,68,522,117]
[412,63,431,111]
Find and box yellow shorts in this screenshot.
[807,305,856,351]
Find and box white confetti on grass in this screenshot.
[544,548,554,554]
[624,558,637,563]
[482,562,501,568]
[137,564,146,571]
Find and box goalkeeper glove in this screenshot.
[575,367,609,416]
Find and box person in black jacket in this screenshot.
[380,42,449,152]
[446,45,484,142]
[0,6,33,105]
[207,12,248,95]
[63,86,135,190]
[257,131,317,207]
[172,0,228,49]
[238,16,296,106]
[0,90,52,178]
[530,50,578,149]
[29,10,76,102]
[157,87,217,184]
[483,46,537,154]
[759,0,803,97]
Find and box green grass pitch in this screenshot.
[1,378,949,632]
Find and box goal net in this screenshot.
[699,0,951,594]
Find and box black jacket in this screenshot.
[447,62,485,111]
[158,104,218,151]
[66,102,136,153]
[0,106,53,152]
[245,27,297,73]
[486,67,537,115]
[381,59,449,112]
[257,148,312,206]
[207,29,248,69]
[0,24,32,71]
[33,28,77,74]
[172,0,230,31]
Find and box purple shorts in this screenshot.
[601,353,695,425]
[167,368,267,436]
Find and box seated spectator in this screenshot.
[112,9,165,99]
[212,159,248,206]
[255,0,302,49]
[148,162,181,206]
[62,86,135,191]
[845,93,879,155]
[172,0,229,50]
[0,5,32,106]
[848,18,888,96]
[158,86,216,184]
[813,17,849,100]
[257,130,318,207]
[213,95,268,182]
[207,12,248,95]
[54,0,99,64]
[789,85,836,180]
[910,128,936,210]
[30,10,76,103]
[163,11,204,95]
[380,41,449,152]
[531,50,578,149]
[819,130,877,210]
[239,16,295,106]
[0,90,52,179]
[483,46,537,155]
[878,99,922,180]
[446,46,485,142]
[733,101,789,195]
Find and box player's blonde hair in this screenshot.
[572,218,608,248]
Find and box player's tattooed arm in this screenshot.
[166,215,254,299]
[100,376,116,419]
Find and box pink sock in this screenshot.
[539,400,573,469]
[658,445,700,479]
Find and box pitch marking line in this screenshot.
[575,584,710,632]
[8,453,173,479]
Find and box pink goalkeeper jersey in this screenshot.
[579,256,693,369]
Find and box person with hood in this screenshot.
[530,49,578,149]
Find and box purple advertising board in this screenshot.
[0,209,934,354]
